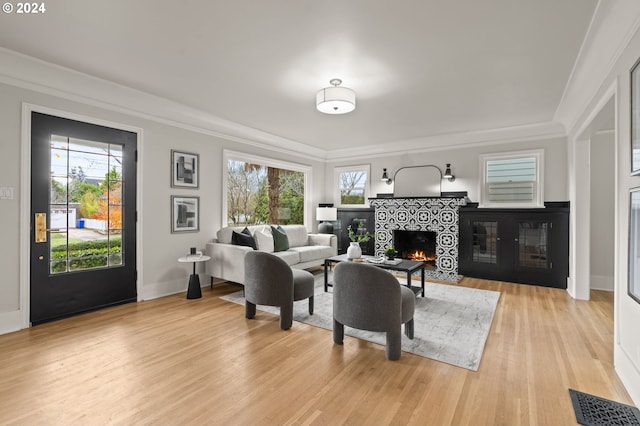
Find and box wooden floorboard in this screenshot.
[0,277,633,425]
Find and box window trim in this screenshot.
[334,164,371,207]
[479,149,544,208]
[222,149,312,228]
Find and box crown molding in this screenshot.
[554,1,640,135]
[0,47,569,164]
[324,121,566,161]
[0,47,326,162]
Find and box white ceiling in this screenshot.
[0,0,598,154]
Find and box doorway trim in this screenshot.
[19,103,144,329]
[568,79,618,300]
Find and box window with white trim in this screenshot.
[479,150,544,208]
[223,150,311,227]
[334,165,370,207]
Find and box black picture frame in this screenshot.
[631,58,640,175]
[171,150,199,188]
[171,195,199,233]
[629,188,640,304]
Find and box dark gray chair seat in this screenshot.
[244,251,315,330]
[332,261,415,360]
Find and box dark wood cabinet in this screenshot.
[458,206,569,288]
[335,208,375,255]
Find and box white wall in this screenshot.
[564,3,640,404]
[0,81,325,333]
[324,136,568,205]
[590,131,615,291]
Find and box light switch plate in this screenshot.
[0,187,15,200]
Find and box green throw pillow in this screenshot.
[270,225,289,252]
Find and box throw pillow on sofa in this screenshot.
[254,226,275,253]
[271,225,290,252]
[231,227,257,250]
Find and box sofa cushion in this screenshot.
[281,225,308,247]
[271,250,299,266]
[254,227,274,253]
[271,225,290,252]
[289,245,335,263]
[231,227,257,250]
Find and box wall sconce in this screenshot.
[381,168,393,185]
[443,163,455,182]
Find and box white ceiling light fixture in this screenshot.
[316,78,356,114]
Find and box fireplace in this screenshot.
[370,196,466,282]
[393,230,437,268]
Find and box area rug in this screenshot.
[221,274,500,371]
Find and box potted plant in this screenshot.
[385,247,397,260]
[346,220,372,259]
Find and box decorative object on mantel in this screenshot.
[346,219,372,259]
[316,78,356,114]
[316,206,337,234]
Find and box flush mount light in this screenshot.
[316,79,356,114]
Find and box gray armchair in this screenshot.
[244,251,315,330]
[332,261,415,360]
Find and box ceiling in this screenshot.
[0,0,598,154]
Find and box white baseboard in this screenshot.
[0,309,23,336]
[590,274,614,291]
[615,343,640,406]
[141,274,209,301]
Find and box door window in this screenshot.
[49,135,124,274]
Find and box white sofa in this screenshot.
[205,224,337,284]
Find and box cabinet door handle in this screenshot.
[514,238,519,242]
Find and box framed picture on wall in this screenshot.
[171,196,199,233]
[171,150,199,188]
[629,188,640,303]
[631,59,640,175]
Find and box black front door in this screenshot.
[30,112,137,325]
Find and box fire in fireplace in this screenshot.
[393,230,437,268]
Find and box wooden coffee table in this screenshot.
[324,254,425,297]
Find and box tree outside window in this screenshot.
[335,165,370,207]
[226,159,305,226]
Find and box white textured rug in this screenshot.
[221,274,500,371]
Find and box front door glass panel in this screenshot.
[49,135,124,274]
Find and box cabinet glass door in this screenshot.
[516,221,549,269]
[472,221,498,264]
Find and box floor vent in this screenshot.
[569,389,640,426]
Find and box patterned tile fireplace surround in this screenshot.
[369,197,467,282]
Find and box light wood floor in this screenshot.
[0,277,633,425]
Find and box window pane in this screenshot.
[339,170,367,205]
[487,158,536,183]
[49,137,124,274]
[226,160,304,226]
[485,155,538,204]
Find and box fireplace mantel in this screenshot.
[369,197,466,282]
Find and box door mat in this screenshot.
[569,389,640,425]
